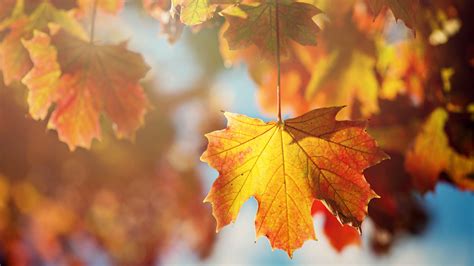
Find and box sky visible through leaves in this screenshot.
[0,0,472,265]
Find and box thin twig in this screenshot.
[275,1,282,122]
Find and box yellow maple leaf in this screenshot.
[201,107,388,256]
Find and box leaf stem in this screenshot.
[90,0,98,43]
[275,1,282,122]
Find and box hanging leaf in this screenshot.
[223,0,321,56]
[22,30,150,150]
[201,107,388,256]
[367,0,419,29]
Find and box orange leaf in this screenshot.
[22,30,150,150]
[201,107,388,256]
[405,108,474,192]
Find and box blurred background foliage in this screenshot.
[0,0,472,265]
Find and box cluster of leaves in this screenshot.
[0,0,472,260]
[144,0,473,256]
[0,78,219,264]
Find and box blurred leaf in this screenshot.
[405,108,474,192]
[22,30,150,150]
[223,1,320,56]
[0,2,86,85]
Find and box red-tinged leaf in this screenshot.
[201,107,388,256]
[311,201,361,252]
[223,1,321,56]
[405,108,474,192]
[367,0,419,29]
[22,30,150,150]
[0,2,86,85]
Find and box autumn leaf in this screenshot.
[368,0,419,29]
[311,201,361,252]
[0,2,86,85]
[22,30,150,150]
[375,39,427,104]
[223,0,321,56]
[201,107,388,256]
[405,108,474,192]
[304,50,380,118]
[250,43,380,118]
[219,4,383,119]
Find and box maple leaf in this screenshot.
[311,201,360,252]
[0,2,86,85]
[219,5,382,119]
[367,0,419,29]
[22,30,150,150]
[405,108,474,192]
[223,0,321,56]
[201,107,388,256]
